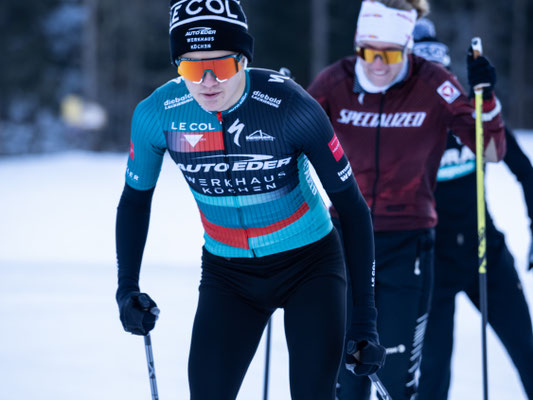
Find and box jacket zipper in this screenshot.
[217,112,255,257]
[370,94,386,218]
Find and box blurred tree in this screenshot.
[1,0,532,155]
[1,0,80,154]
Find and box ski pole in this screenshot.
[369,373,393,400]
[472,36,490,400]
[137,294,161,400]
[144,333,159,400]
[263,317,272,400]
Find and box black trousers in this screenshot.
[188,229,347,400]
[336,225,435,400]
[419,222,533,400]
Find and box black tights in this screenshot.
[188,230,347,400]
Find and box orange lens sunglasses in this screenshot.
[356,46,404,65]
[177,54,244,83]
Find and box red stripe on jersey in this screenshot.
[199,202,310,248]
[328,133,344,161]
[200,212,249,249]
[177,130,224,152]
[247,202,309,237]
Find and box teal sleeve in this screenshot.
[125,95,167,190]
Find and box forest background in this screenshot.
[1,0,530,154]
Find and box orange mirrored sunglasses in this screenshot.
[356,46,404,65]
[177,54,244,84]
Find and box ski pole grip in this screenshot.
[471,37,483,59]
[471,37,489,92]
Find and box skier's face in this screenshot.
[179,50,247,112]
[358,41,406,87]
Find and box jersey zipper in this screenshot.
[217,111,256,257]
[370,93,386,218]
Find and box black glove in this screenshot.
[527,243,533,271]
[117,291,159,335]
[467,48,497,100]
[345,306,386,376]
[345,339,386,376]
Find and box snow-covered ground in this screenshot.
[1,132,532,399]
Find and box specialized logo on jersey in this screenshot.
[337,109,426,128]
[328,134,344,161]
[164,94,193,110]
[437,80,461,104]
[251,90,282,108]
[228,118,245,146]
[246,130,275,142]
[129,140,135,160]
[268,74,290,83]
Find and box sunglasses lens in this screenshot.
[177,60,206,82]
[357,47,403,65]
[384,50,403,64]
[177,55,242,82]
[212,56,242,81]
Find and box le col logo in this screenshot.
[171,121,218,131]
[170,0,246,31]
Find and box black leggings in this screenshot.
[188,229,347,400]
[336,227,435,400]
[419,224,533,400]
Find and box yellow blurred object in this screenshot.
[60,94,107,130]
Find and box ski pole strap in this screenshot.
[368,373,393,400]
[144,334,159,400]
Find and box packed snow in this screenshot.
[1,132,532,399]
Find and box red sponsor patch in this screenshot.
[437,80,461,104]
[175,130,224,152]
[328,134,344,162]
[129,140,134,160]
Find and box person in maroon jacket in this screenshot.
[307,1,506,399]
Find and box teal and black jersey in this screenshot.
[125,68,354,258]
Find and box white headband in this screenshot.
[355,1,417,48]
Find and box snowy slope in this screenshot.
[1,132,532,399]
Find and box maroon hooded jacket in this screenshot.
[308,55,506,231]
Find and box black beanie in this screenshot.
[169,0,254,66]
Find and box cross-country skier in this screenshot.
[307,1,506,399]
[114,1,384,399]
[412,18,533,400]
